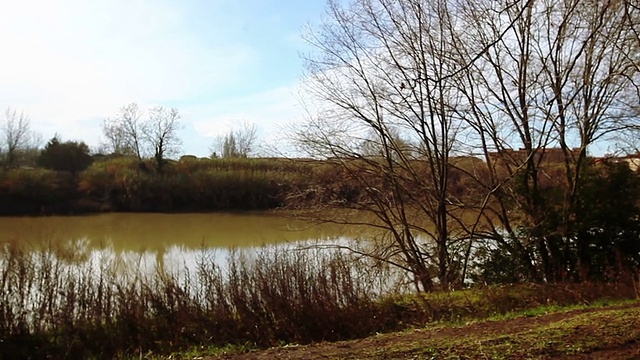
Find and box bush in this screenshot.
[38,137,93,173]
[0,168,78,214]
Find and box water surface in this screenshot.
[0,212,347,253]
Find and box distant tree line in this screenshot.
[0,102,272,214]
[0,156,314,215]
[1,102,263,174]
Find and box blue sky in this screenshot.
[0,0,327,157]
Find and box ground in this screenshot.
[206,301,640,360]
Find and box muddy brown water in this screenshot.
[0,212,364,275]
[0,212,349,251]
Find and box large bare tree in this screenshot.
[295,0,489,291]
[455,0,640,282]
[296,0,640,289]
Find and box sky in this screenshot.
[0,0,327,157]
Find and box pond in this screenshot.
[0,212,369,278]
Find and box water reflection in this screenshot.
[0,213,411,304]
[0,213,367,281]
[0,212,349,253]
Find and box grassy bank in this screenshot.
[0,238,638,359]
[203,301,640,359]
[0,157,318,215]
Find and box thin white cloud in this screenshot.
[0,0,256,144]
[187,84,307,155]
[190,86,303,136]
[0,0,327,156]
[188,86,303,138]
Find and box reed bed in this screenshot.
[0,238,389,359]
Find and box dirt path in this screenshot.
[209,302,640,360]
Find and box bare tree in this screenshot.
[454,0,640,282]
[234,122,258,157]
[101,117,132,156]
[104,103,183,172]
[144,106,182,173]
[219,131,239,158]
[114,103,145,161]
[622,0,640,72]
[211,122,258,158]
[295,0,640,289]
[1,108,32,168]
[295,0,484,291]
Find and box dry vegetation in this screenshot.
[0,237,638,359]
[0,156,317,214]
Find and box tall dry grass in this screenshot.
[0,238,390,359]
[0,157,320,215]
[77,157,314,212]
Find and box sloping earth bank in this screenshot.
[210,302,640,360]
